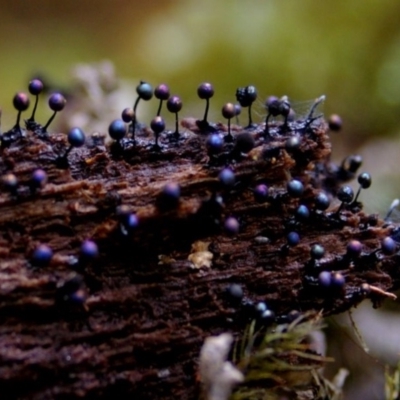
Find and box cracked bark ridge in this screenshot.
[0,115,399,399]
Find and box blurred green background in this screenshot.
[1,1,400,397]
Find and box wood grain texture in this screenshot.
[0,117,398,399]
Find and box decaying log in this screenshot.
[0,110,399,399]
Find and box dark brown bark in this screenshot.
[0,117,398,399]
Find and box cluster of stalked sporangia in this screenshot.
[0,77,399,399]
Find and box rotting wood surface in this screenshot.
[0,116,399,399]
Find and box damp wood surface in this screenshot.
[0,118,399,400]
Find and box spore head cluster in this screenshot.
[0,74,397,339]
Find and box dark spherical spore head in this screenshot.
[318,271,331,288]
[226,284,243,305]
[68,127,86,147]
[357,172,372,189]
[117,208,139,234]
[255,301,267,315]
[13,92,30,111]
[224,216,239,236]
[285,136,300,151]
[166,95,182,113]
[328,114,342,131]
[315,192,330,211]
[116,204,130,220]
[68,289,87,305]
[235,132,255,153]
[31,169,47,189]
[346,240,362,258]
[150,116,165,134]
[254,184,269,203]
[56,275,85,305]
[2,173,18,192]
[296,204,310,221]
[154,83,170,100]
[124,213,139,231]
[222,103,236,119]
[287,231,300,247]
[80,240,99,262]
[310,244,325,260]
[279,99,291,117]
[197,82,214,100]
[136,81,153,100]
[266,96,281,116]
[337,186,354,204]
[287,179,304,197]
[331,272,345,290]
[346,155,363,173]
[108,119,126,141]
[218,168,235,189]
[48,93,66,112]
[381,236,396,255]
[206,133,223,154]
[162,182,181,199]
[260,309,275,325]
[235,86,257,107]
[28,79,44,96]
[234,104,241,116]
[266,95,278,105]
[32,244,53,267]
[245,85,257,102]
[158,182,181,210]
[121,107,134,123]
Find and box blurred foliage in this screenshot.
[385,362,400,400]
[230,313,337,400]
